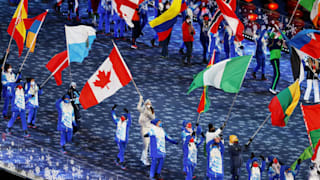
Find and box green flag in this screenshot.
[299,0,316,12]
[291,146,313,170]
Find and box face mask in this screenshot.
[273,158,278,164]
[202,2,205,6]
[17,86,23,90]
[158,122,162,127]
[187,123,192,129]
[8,68,12,73]
[186,19,191,23]
[147,104,151,108]
[166,5,170,9]
[64,99,70,103]
[121,116,126,121]
[252,163,259,167]
[31,82,35,86]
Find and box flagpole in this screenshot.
[222,92,238,128]
[18,10,48,76]
[196,113,201,124]
[40,57,68,88]
[2,0,25,70]
[287,0,301,27]
[65,25,72,83]
[245,113,271,147]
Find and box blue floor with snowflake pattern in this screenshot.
[0,0,316,179]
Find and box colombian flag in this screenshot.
[149,0,186,41]
[7,0,28,56]
[268,80,300,127]
[24,11,48,53]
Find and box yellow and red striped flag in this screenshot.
[7,0,28,56]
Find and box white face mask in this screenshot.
[7,68,12,73]
[166,5,170,9]
[186,19,191,23]
[147,104,151,108]
[202,2,205,6]
[31,82,35,86]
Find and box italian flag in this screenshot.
[188,55,252,94]
[268,80,300,127]
[302,103,320,148]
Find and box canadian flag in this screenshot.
[79,46,132,109]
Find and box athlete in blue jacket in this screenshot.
[246,153,266,180]
[206,138,224,180]
[111,104,131,170]
[145,118,178,180]
[25,78,43,128]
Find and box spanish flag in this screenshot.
[7,0,28,56]
[268,80,300,127]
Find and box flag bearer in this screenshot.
[67,82,81,134]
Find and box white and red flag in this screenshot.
[216,0,244,41]
[112,0,140,28]
[79,45,132,109]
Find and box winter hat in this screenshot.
[151,118,160,125]
[144,99,152,106]
[70,82,76,88]
[63,95,71,100]
[182,120,190,128]
[252,157,259,164]
[229,135,238,144]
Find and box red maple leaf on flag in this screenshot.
[93,70,111,89]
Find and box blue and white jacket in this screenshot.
[111,110,131,143]
[183,134,203,166]
[56,99,76,132]
[280,165,300,180]
[206,140,224,177]
[24,82,43,109]
[2,72,19,98]
[98,0,111,14]
[11,87,25,112]
[148,125,177,158]
[246,157,266,180]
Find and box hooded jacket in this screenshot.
[246,157,266,180]
[11,86,25,112]
[137,98,155,129]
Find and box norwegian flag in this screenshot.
[208,0,235,35]
[112,0,141,28]
[216,0,244,41]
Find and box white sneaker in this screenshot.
[269,88,277,95]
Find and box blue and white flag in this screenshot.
[65,25,96,63]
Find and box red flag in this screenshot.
[45,51,69,86]
[79,45,132,109]
[7,0,28,56]
[208,0,235,34]
[216,0,244,41]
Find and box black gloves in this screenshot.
[144,133,149,137]
[260,155,265,161]
[124,108,129,113]
[297,159,302,165]
[191,131,196,137]
[250,152,255,159]
[112,104,117,110]
[196,123,199,127]
[201,132,205,138]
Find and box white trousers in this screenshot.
[140,127,150,165]
[304,79,320,103]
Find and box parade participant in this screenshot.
[98,0,112,35]
[246,153,266,180]
[144,118,178,180]
[67,82,81,134]
[279,160,301,180]
[183,123,203,180]
[252,29,269,81]
[160,1,171,58]
[111,104,131,170]
[5,83,29,137]
[67,0,80,21]
[208,31,222,63]
[25,78,43,128]
[309,163,320,180]
[113,10,125,40]
[2,64,20,119]
[268,29,284,94]
[304,57,319,103]
[137,95,155,166]
[198,14,210,63]
[181,15,195,65]
[206,137,224,180]
[223,23,235,59]
[150,0,160,47]
[139,0,149,31]
[268,156,282,180]
[56,95,76,153]
[131,7,141,49]
[205,123,226,144]
[229,135,243,180]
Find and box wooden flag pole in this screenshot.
[245,113,271,147]
[287,0,301,27]
[2,0,25,70]
[40,57,68,89]
[18,10,48,77]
